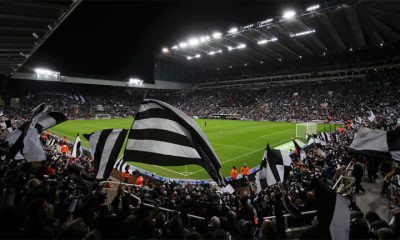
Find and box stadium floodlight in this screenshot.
[237,43,246,49]
[257,37,278,45]
[306,5,320,11]
[244,63,247,66]
[260,61,264,64]
[289,29,315,37]
[227,46,233,51]
[199,36,210,43]
[299,55,302,59]
[350,48,353,52]
[195,54,201,58]
[208,49,222,55]
[229,65,232,68]
[188,38,200,46]
[212,32,222,39]
[187,56,193,60]
[32,32,39,39]
[179,42,188,48]
[128,78,143,86]
[228,27,238,34]
[282,10,296,19]
[243,24,254,30]
[35,68,60,77]
[162,47,169,53]
[380,42,384,47]
[171,45,178,50]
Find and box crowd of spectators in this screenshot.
[0,104,399,239]
[0,66,400,239]
[1,68,400,125]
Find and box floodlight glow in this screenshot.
[179,42,188,48]
[257,37,278,45]
[306,5,320,11]
[128,78,143,86]
[208,49,222,55]
[171,45,178,50]
[162,47,169,53]
[228,27,238,34]
[32,32,39,39]
[282,10,296,19]
[261,18,273,24]
[227,46,233,51]
[212,32,222,39]
[35,68,60,77]
[259,18,274,27]
[243,24,254,30]
[199,36,210,43]
[237,43,246,49]
[188,38,199,46]
[195,54,201,58]
[187,56,193,60]
[289,29,315,37]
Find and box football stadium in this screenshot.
[0,0,400,239]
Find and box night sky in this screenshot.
[24,0,312,83]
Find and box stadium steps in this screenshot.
[356,174,391,222]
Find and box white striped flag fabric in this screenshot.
[256,144,291,192]
[84,129,128,180]
[114,157,128,172]
[5,103,52,162]
[313,180,350,240]
[71,134,82,158]
[323,132,331,142]
[292,139,306,161]
[124,99,226,186]
[6,111,67,146]
[349,127,400,161]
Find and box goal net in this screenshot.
[296,122,317,138]
[95,114,111,119]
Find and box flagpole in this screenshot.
[120,90,149,187]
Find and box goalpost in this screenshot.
[95,114,111,119]
[296,122,317,138]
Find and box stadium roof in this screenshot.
[0,0,81,77]
[1,0,400,84]
[158,0,400,70]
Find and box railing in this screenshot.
[102,181,206,222]
[263,161,354,229]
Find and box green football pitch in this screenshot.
[51,118,335,180]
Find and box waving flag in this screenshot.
[256,144,291,192]
[84,129,127,180]
[124,99,225,186]
[71,134,82,158]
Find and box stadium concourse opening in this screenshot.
[1,0,400,239]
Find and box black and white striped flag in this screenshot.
[84,129,128,180]
[124,99,226,186]
[5,103,53,162]
[71,134,82,158]
[292,139,306,161]
[349,127,400,161]
[114,157,128,172]
[313,180,350,240]
[256,144,292,192]
[6,111,67,146]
